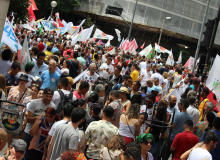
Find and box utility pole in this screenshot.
[127,0,138,40]
[192,0,210,74]
[0,0,10,41]
[198,5,220,102]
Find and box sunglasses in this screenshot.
[32,84,39,87]
[143,141,153,145]
[146,100,153,104]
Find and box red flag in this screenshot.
[28,5,36,22]
[55,13,64,27]
[93,38,96,42]
[140,42,145,49]
[29,0,38,10]
[108,46,114,51]
[58,18,64,27]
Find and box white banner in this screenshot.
[77,25,94,42]
[74,69,89,84]
[115,29,121,42]
[166,49,174,66]
[93,28,114,40]
[41,20,50,31]
[1,18,22,52]
[22,24,36,31]
[206,55,220,96]
[155,43,169,53]
[18,35,31,71]
[139,44,152,57]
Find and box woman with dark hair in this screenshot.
[145,106,168,160]
[28,107,60,160]
[193,112,216,139]
[181,87,192,99]
[131,81,141,98]
[121,61,127,75]
[130,92,142,105]
[61,59,70,74]
[119,103,142,145]
[99,135,126,160]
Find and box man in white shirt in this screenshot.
[99,57,114,80]
[167,95,180,122]
[139,60,147,75]
[175,77,189,96]
[187,96,200,127]
[150,68,166,87]
[81,63,99,84]
[139,65,152,86]
[187,130,219,160]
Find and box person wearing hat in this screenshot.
[64,49,73,60]
[17,62,35,87]
[119,87,131,113]
[5,74,31,147]
[66,77,74,91]
[0,139,27,160]
[31,76,42,88]
[136,133,155,160]
[86,103,102,128]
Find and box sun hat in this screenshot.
[118,87,129,94]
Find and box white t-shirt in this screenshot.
[140,70,152,86]
[24,98,55,134]
[122,67,127,75]
[139,62,147,75]
[0,60,11,75]
[163,79,169,93]
[81,71,99,84]
[52,89,76,110]
[99,63,114,79]
[61,68,69,74]
[150,72,165,85]
[187,148,212,160]
[140,105,154,124]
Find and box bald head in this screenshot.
[0,128,7,151]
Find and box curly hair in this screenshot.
[125,103,140,120]
[105,135,126,151]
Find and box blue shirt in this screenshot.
[40,70,60,91]
[30,62,48,77]
[170,112,192,141]
[112,83,131,93]
[189,84,195,90]
[4,72,19,87]
[200,129,220,160]
[51,47,59,53]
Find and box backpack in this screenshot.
[56,90,73,118]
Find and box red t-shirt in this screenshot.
[172,131,199,160]
[73,90,84,99]
[126,60,130,66]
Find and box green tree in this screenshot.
[8,0,29,23]
[78,16,98,35]
[35,0,80,19]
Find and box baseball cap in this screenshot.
[32,76,42,86]
[12,139,27,152]
[151,86,160,92]
[89,102,102,113]
[25,62,35,71]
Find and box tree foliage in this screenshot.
[8,0,29,23]
[35,0,81,19]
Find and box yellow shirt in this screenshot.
[93,53,97,60]
[46,42,51,46]
[44,50,52,61]
[131,70,139,82]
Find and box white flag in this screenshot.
[155,43,170,53]
[1,18,22,52]
[165,89,181,106]
[77,25,94,42]
[93,28,114,40]
[166,49,174,66]
[139,44,152,57]
[41,20,50,31]
[108,47,115,55]
[18,35,31,71]
[178,51,182,63]
[105,40,110,47]
[206,55,220,93]
[115,29,121,41]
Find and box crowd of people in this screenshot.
[0,26,220,160]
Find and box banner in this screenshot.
[74,69,88,84]
[1,18,22,52]
[108,47,115,55]
[76,25,94,42]
[155,43,169,53]
[129,39,138,53]
[139,44,152,57]
[93,28,114,40]
[105,40,110,47]
[41,20,50,31]
[70,19,85,35]
[184,56,195,69]
[178,51,182,63]
[49,21,59,31]
[22,24,35,31]
[166,49,174,66]
[206,55,220,95]
[115,29,121,42]
[18,35,31,71]
[60,20,67,35]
